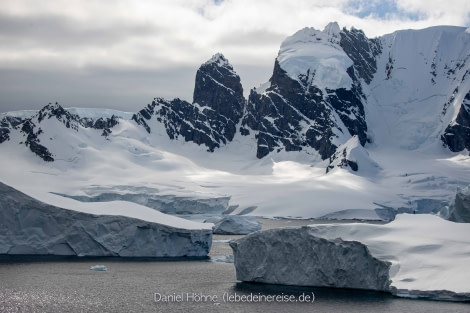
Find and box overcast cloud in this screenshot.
[1,0,469,113]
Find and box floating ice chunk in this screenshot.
[90,265,107,271]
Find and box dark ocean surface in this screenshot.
[1,219,468,312]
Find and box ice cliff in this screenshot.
[230,227,391,291]
[0,182,212,257]
[54,185,229,215]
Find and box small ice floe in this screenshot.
[90,265,108,271]
[213,239,232,243]
[210,255,234,263]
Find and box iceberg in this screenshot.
[90,265,108,271]
[230,214,470,301]
[230,227,391,291]
[0,182,212,257]
[207,216,261,235]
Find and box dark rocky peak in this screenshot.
[133,54,246,152]
[35,102,80,131]
[37,102,72,120]
[33,102,119,136]
[193,53,245,119]
[1,102,123,162]
[131,99,162,134]
[339,27,382,84]
[241,23,369,160]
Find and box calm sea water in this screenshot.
[1,219,468,313]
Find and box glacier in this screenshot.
[230,214,470,301]
[0,182,213,257]
[207,215,262,235]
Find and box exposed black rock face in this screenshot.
[0,128,9,144]
[242,61,338,159]
[81,115,120,137]
[326,144,359,174]
[133,53,246,151]
[442,91,470,152]
[242,63,369,160]
[239,24,381,160]
[21,119,54,162]
[193,53,245,126]
[0,116,23,143]
[339,27,382,84]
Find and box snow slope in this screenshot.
[0,106,468,219]
[365,26,470,151]
[277,22,354,90]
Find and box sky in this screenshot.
[0,0,469,113]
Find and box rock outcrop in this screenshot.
[132,53,245,152]
[442,90,470,152]
[240,23,372,160]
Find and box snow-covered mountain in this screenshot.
[241,23,373,160]
[1,23,469,219]
[132,53,245,152]
[242,22,470,161]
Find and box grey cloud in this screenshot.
[216,29,285,46]
[0,66,196,113]
[0,61,274,114]
[0,12,160,50]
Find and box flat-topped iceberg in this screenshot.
[230,214,470,301]
[230,227,391,291]
[0,182,213,257]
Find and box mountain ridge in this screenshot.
[1,23,469,169]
